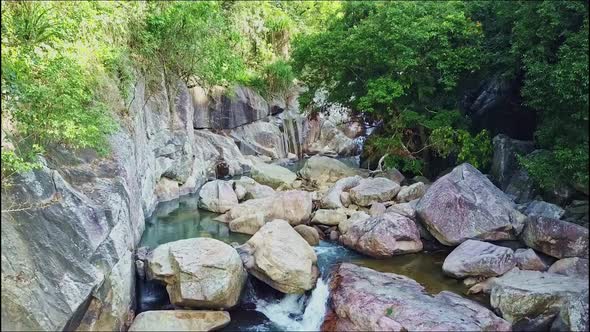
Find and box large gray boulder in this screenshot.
[230,121,287,160]
[322,263,511,331]
[293,225,320,246]
[519,200,565,219]
[340,212,422,258]
[491,134,535,190]
[298,155,357,185]
[249,158,297,189]
[442,240,515,278]
[231,176,274,200]
[303,118,359,157]
[349,177,401,207]
[552,289,589,332]
[321,176,362,209]
[416,163,526,246]
[396,182,426,203]
[147,238,246,309]
[521,216,589,259]
[489,269,589,331]
[548,257,589,278]
[198,180,239,213]
[128,310,230,331]
[237,220,319,294]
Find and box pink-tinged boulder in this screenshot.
[442,240,515,278]
[521,216,589,259]
[340,212,422,258]
[514,248,551,271]
[548,257,589,278]
[321,263,511,331]
[416,163,526,246]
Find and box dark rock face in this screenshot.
[322,263,511,331]
[491,134,535,193]
[563,200,589,228]
[520,216,589,259]
[416,163,526,246]
[518,200,565,219]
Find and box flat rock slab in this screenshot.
[128,310,230,331]
[416,163,526,246]
[443,240,515,278]
[322,263,511,331]
[349,177,401,207]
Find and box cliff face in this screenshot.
[0,78,293,331]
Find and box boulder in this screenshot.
[489,269,588,331]
[233,183,247,201]
[340,212,422,258]
[338,211,370,234]
[552,289,589,332]
[349,177,401,207]
[416,163,526,246]
[396,182,426,203]
[299,155,357,185]
[237,220,318,294]
[230,121,286,160]
[521,216,589,259]
[304,120,359,156]
[232,176,274,200]
[513,248,551,271]
[386,202,416,219]
[491,134,535,190]
[312,209,348,226]
[563,200,589,228]
[548,257,589,278]
[147,238,246,309]
[519,200,565,219]
[250,160,297,189]
[442,240,515,278]
[369,202,386,216]
[320,176,362,209]
[504,169,537,204]
[229,212,265,235]
[198,180,239,213]
[294,225,320,246]
[226,190,312,226]
[128,310,230,332]
[322,263,511,331]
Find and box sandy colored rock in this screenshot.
[312,209,347,226]
[294,224,320,246]
[349,177,401,207]
[128,310,230,331]
[198,180,238,213]
[299,155,357,185]
[396,182,426,202]
[227,190,312,226]
[321,176,362,209]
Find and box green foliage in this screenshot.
[292,1,490,175]
[244,59,295,99]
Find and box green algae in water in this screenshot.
[139,194,251,249]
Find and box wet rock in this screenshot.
[299,155,357,185]
[443,240,515,278]
[491,134,535,190]
[369,202,386,216]
[396,182,426,203]
[320,176,362,209]
[128,310,230,331]
[548,257,589,278]
[312,209,347,226]
[513,248,551,271]
[198,180,239,213]
[294,225,320,246]
[250,159,297,189]
[237,220,318,294]
[226,190,312,226]
[349,177,401,207]
[322,263,511,331]
[489,269,588,331]
[147,238,246,309]
[519,200,565,219]
[416,163,526,246]
[338,211,370,234]
[521,216,589,259]
[340,212,422,258]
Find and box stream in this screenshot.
[136,158,489,331]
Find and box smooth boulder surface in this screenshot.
[386,202,416,219]
[147,238,246,309]
[521,216,589,259]
[226,190,312,226]
[322,263,511,331]
[321,176,362,209]
[340,212,422,257]
[369,202,386,216]
[228,212,265,235]
[514,248,551,271]
[237,220,318,294]
[349,177,401,207]
[548,257,589,278]
[299,155,357,185]
[443,240,515,278]
[128,310,230,331]
[198,180,239,213]
[312,209,347,226]
[231,176,274,200]
[250,160,297,189]
[338,211,370,234]
[416,163,526,246]
[489,269,589,331]
[294,225,320,246]
[396,182,426,203]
